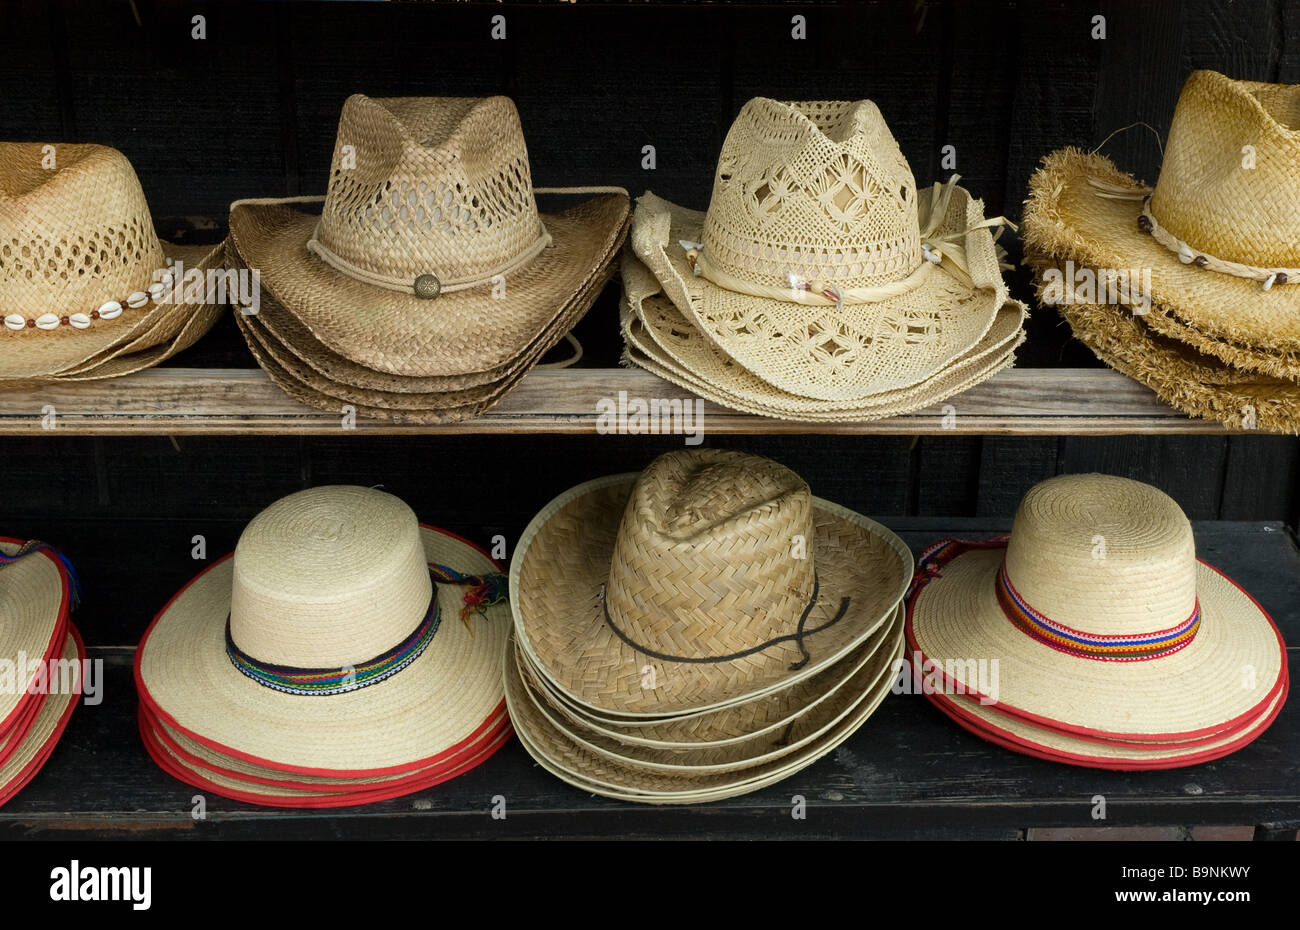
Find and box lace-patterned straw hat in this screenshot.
[227,95,629,385]
[511,449,912,718]
[135,486,511,786]
[627,98,1018,405]
[0,143,224,380]
[906,474,1287,756]
[1023,71,1300,357]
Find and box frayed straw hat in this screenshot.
[135,486,510,785]
[510,449,912,717]
[227,95,628,415]
[1024,72,1300,354]
[624,98,1021,415]
[906,474,1287,757]
[0,143,223,380]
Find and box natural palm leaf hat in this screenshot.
[510,449,912,718]
[227,94,629,382]
[906,474,1287,746]
[135,486,511,780]
[0,142,223,380]
[1023,71,1300,355]
[627,97,1018,405]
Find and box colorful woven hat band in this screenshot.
[226,562,507,696]
[911,538,1200,663]
[0,539,81,609]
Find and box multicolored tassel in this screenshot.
[0,540,82,610]
[428,562,508,635]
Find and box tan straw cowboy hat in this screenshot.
[227,95,629,389]
[510,449,912,718]
[135,486,510,782]
[624,98,1021,413]
[906,474,1287,759]
[0,143,224,380]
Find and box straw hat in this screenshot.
[0,143,223,380]
[626,98,1019,408]
[511,449,912,717]
[227,95,629,384]
[1023,71,1300,355]
[135,486,510,780]
[907,474,1287,743]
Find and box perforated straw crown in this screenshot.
[0,143,169,321]
[699,98,922,294]
[1148,71,1300,271]
[604,450,820,661]
[311,95,548,296]
[229,486,432,669]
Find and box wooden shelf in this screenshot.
[0,367,1243,436]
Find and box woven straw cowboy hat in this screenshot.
[510,449,912,718]
[906,474,1287,747]
[0,143,223,381]
[227,95,629,384]
[1023,71,1300,355]
[135,486,510,783]
[626,98,1019,406]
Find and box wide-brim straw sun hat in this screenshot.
[511,449,912,717]
[0,142,223,381]
[0,539,75,734]
[135,485,510,779]
[227,95,629,381]
[1022,71,1300,356]
[627,98,1018,404]
[0,629,84,808]
[906,473,1287,742]
[621,253,1026,422]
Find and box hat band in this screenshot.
[224,562,508,696]
[600,573,849,672]
[2,267,172,333]
[996,559,1200,662]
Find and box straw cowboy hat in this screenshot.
[510,449,912,717]
[623,98,1022,415]
[1023,71,1300,360]
[0,143,224,381]
[135,486,511,785]
[0,539,84,807]
[906,474,1287,765]
[227,95,628,394]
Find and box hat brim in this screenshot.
[629,186,1007,402]
[906,544,1287,740]
[511,473,912,717]
[228,194,629,378]
[505,625,902,803]
[0,540,71,731]
[1023,148,1300,353]
[0,241,224,381]
[0,628,82,809]
[136,525,509,776]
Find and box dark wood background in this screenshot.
[2,0,1298,647]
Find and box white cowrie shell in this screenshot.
[4,314,25,330]
[69,313,92,329]
[126,291,149,308]
[1177,243,1195,264]
[35,313,60,330]
[1263,273,1277,292]
[148,282,167,300]
[98,300,123,319]
[160,269,175,286]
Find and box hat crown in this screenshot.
[315,95,546,287]
[700,98,922,292]
[1151,70,1300,267]
[605,449,817,660]
[229,486,432,669]
[1003,474,1198,636]
[0,143,167,318]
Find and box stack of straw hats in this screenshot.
[505,448,913,803]
[226,95,631,424]
[0,539,84,808]
[0,143,223,381]
[906,473,1288,768]
[1023,71,1300,433]
[621,98,1027,422]
[135,486,511,807]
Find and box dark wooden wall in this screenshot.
[1,0,1299,648]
